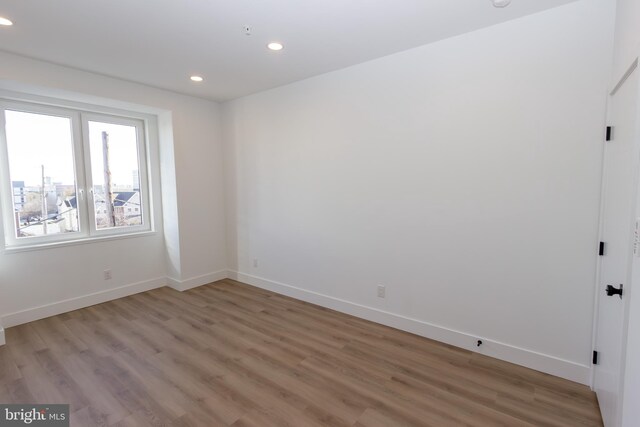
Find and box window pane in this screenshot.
[88,121,143,229]
[4,110,79,238]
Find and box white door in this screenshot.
[594,60,640,427]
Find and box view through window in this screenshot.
[0,101,150,246]
[4,110,79,238]
[88,121,143,230]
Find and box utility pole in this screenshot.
[102,131,116,227]
[14,211,20,237]
[41,164,48,235]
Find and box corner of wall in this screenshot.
[166,270,229,292]
[220,102,239,273]
[158,110,182,280]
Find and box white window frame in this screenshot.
[0,98,154,249]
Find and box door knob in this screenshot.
[606,284,623,298]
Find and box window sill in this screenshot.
[3,230,157,254]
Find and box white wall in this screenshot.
[613,0,640,424]
[223,0,615,383]
[611,0,640,82]
[0,52,227,328]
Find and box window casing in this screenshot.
[0,99,152,248]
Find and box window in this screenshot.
[0,99,152,247]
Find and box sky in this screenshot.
[5,110,140,189]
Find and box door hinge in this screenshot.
[593,350,599,365]
[599,241,605,256]
[606,126,612,141]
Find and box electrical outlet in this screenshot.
[103,269,112,280]
[377,285,386,298]
[253,259,258,268]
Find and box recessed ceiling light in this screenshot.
[267,42,284,51]
[0,16,13,26]
[491,0,511,7]
[190,75,204,82]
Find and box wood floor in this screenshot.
[0,279,602,426]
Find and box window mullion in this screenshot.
[79,113,97,236]
[69,111,88,239]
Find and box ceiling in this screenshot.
[0,0,576,102]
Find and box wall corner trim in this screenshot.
[227,270,592,385]
[167,270,229,292]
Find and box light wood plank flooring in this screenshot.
[0,279,602,426]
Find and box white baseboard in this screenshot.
[0,328,5,346]
[228,270,592,385]
[1,276,167,328]
[167,270,228,292]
